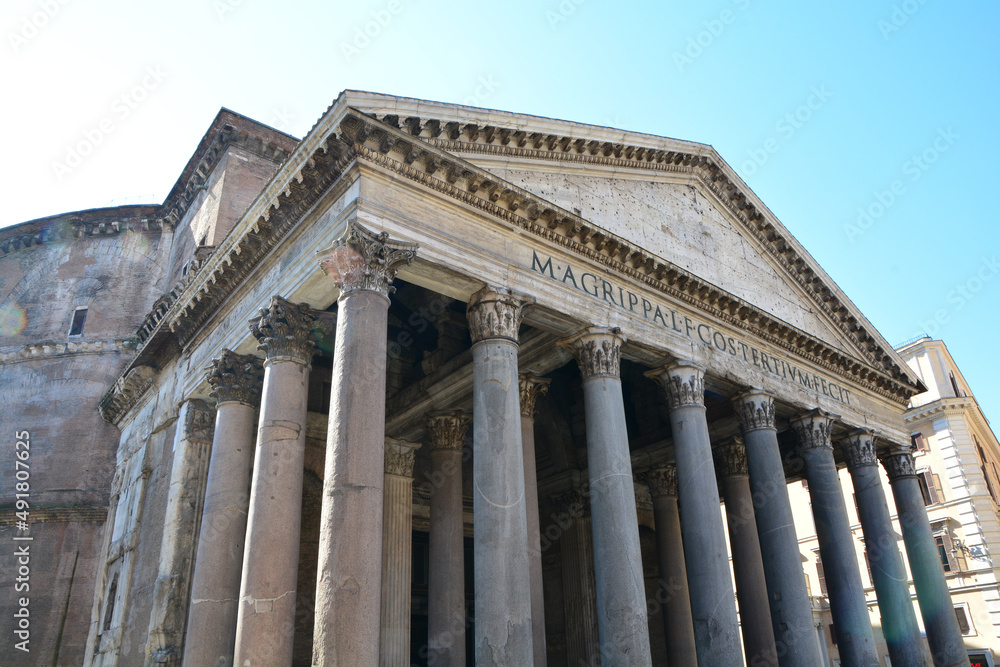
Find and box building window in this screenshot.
[935,534,962,573]
[949,372,963,398]
[917,469,940,505]
[911,432,927,453]
[862,551,873,586]
[102,573,119,632]
[68,307,87,336]
[829,622,837,645]
[815,554,828,596]
[954,603,974,635]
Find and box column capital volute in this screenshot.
[519,373,552,418]
[384,437,421,478]
[316,221,418,299]
[645,360,705,408]
[206,349,264,406]
[842,428,879,470]
[880,446,918,481]
[732,389,776,432]
[425,411,471,452]
[466,285,534,345]
[644,465,678,498]
[789,408,840,452]
[249,295,331,363]
[558,326,626,380]
[716,437,749,478]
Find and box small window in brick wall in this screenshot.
[68,307,88,336]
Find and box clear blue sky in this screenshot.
[2,0,997,435]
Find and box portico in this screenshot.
[90,92,964,667]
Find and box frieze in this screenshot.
[733,391,776,432]
[206,350,264,406]
[317,221,418,298]
[467,286,533,345]
[519,374,551,418]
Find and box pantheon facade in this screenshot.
[0,91,969,666]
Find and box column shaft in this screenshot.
[734,391,822,667]
[651,362,742,665]
[883,449,967,667]
[426,413,470,666]
[380,439,420,667]
[468,287,533,665]
[563,328,650,664]
[718,439,778,666]
[646,468,697,667]
[845,432,927,666]
[792,410,878,665]
[186,352,261,667]
[558,492,600,667]
[520,374,550,666]
[313,223,417,666]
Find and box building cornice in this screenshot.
[904,397,978,423]
[0,338,137,365]
[98,105,920,424]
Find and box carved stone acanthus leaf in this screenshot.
[881,449,918,480]
[384,438,421,477]
[645,466,678,498]
[249,295,328,362]
[717,438,749,477]
[733,390,776,432]
[648,361,705,408]
[317,222,418,297]
[552,489,591,518]
[519,374,551,418]
[790,409,838,452]
[466,286,534,344]
[184,399,215,444]
[426,411,471,452]
[560,327,625,380]
[206,349,264,406]
[843,430,878,470]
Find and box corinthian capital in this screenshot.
[645,466,678,498]
[646,360,705,409]
[317,222,418,298]
[519,374,551,418]
[249,295,329,363]
[790,409,839,452]
[842,429,878,470]
[732,390,776,432]
[466,286,534,344]
[206,349,264,406]
[880,447,918,480]
[384,438,421,478]
[183,399,215,444]
[426,411,471,452]
[717,437,749,478]
[559,327,625,380]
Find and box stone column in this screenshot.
[843,430,927,666]
[556,490,600,667]
[648,361,741,665]
[519,373,550,667]
[426,411,471,666]
[881,447,967,667]
[562,327,651,664]
[733,390,821,666]
[790,410,878,665]
[717,437,778,666]
[467,285,534,665]
[313,223,418,666]
[235,296,325,666]
[380,438,420,667]
[645,466,697,667]
[185,351,263,667]
[146,399,215,665]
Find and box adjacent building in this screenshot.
[0,91,973,666]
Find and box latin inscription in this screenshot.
[530,251,852,405]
